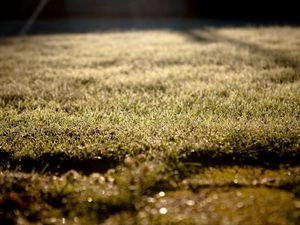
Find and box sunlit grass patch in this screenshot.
[0,26,300,224]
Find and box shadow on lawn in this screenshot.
[182,148,300,169]
[1,145,300,175]
[181,28,300,83]
[0,150,120,175]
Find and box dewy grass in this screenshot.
[0,26,300,224]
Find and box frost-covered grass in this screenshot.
[0,27,300,224]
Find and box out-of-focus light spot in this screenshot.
[151,208,158,214]
[236,191,242,197]
[147,197,156,203]
[212,194,218,200]
[49,218,57,223]
[237,202,244,208]
[87,197,93,203]
[159,207,168,214]
[252,180,258,185]
[62,198,68,204]
[158,191,165,197]
[186,200,195,206]
[62,218,66,224]
[261,178,276,184]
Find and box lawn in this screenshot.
[0,26,300,224]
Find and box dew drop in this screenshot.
[158,191,165,197]
[186,200,195,206]
[159,207,168,214]
[147,197,156,203]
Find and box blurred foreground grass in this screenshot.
[0,26,300,224]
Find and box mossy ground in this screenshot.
[0,26,300,224]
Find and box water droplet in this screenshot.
[212,194,218,200]
[62,198,68,204]
[147,197,156,203]
[252,179,258,185]
[261,178,276,184]
[159,207,168,214]
[158,191,165,197]
[186,200,195,206]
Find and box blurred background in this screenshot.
[0,0,299,35]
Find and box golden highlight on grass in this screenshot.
[0,27,300,224]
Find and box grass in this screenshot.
[0,26,300,224]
